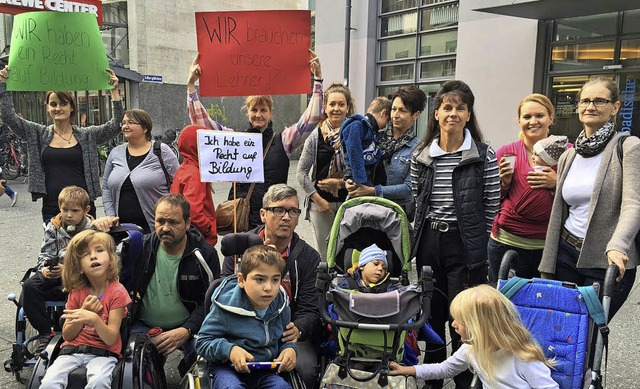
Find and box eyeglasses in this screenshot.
[578,98,612,107]
[121,120,140,126]
[264,207,302,218]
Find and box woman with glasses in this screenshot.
[487,94,569,283]
[0,66,122,222]
[539,78,640,320]
[101,109,179,233]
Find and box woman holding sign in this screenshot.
[0,66,122,222]
[187,51,324,230]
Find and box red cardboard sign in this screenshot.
[195,10,311,97]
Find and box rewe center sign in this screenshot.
[0,0,103,25]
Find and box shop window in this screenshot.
[421,3,458,31]
[380,37,416,61]
[420,30,458,57]
[380,63,415,82]
[550,41,615,71]
[554,13,617,41]
[381,0,418,14]
[621,39,640,66]
[622,10,640,34]
[381,12,418,37]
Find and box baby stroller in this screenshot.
[497,250,615,389]
[316,196,434,388]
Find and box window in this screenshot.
[621,38,640,66]
[380,37,417,60]
[622,10,640,34]
[550,41,615,71]
[420,59,456,78]
[421,3,458,31]
[381,12,418,37]
[381,0,418,13]
[554,13,617,41]
[380,63,415,82]
[420,30,458,56]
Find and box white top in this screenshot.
[414,344,558,389]
[562,153,603,238]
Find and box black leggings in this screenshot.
[22,273,67,334]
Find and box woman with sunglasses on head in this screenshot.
[0,66,122,222]
[539,78,640,320]
[101,109,179,234]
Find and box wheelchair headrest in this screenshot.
[220,232,263,257]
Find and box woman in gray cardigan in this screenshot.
[539,78,640,319]
[0,67,122,221]
[101,109,178,233]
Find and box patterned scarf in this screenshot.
[322,120,345,179]
[379,126,416,160]
[574,121,615,157]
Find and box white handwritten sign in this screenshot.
[197,130,264,183]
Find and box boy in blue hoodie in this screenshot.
[341,97,391,186]
[196,245,297,389]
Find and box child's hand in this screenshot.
[81,295,103,314]
[275,347,296,373]
[388,362,416,376]
[230,345,254,373]
[62,308,99,327]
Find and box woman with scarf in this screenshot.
[345,86,427,220]
[488,94,568,283]
[539,78,640,320]
[297,83,355,260]
[186,52,324,229]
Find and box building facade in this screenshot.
[315,0,640,147]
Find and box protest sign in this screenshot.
[195,10,310,97]
[197,130,264,183]
[7,11,111,92]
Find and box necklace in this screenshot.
[524,144,536,164]
[54,129,73,144]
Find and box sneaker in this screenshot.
[9,191,17,207]
[35,333,53,355]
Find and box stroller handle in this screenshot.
[498,250,518,280]
[315,263,433,331]
[603,265,618,298]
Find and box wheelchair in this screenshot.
[4,224,169,388]
[179,232,307,389]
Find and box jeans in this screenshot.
[416,227,485,389]
[40,354,117,389]
[22,273,67,334]
[308,201,343,261]
[555,239,637,320]
[210,365,291,389]
[487,238,542,283]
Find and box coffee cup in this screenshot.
[533,165,545,172]
[147,327,163,345]
[502,153,516,167]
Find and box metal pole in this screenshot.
[344,0,352,86]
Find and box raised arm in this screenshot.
[83,69,124,144]
[186,53,234,132]
[281,50,324,156]
[0,67,44,140]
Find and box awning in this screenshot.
[474,0,638,21]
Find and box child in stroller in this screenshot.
[317,197,438,388]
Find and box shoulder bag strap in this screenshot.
[245,134,276,200]
[153,141,173,187]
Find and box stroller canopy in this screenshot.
[326,197,411,273]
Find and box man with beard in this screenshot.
[130,194,220,374]
[221,184,322,388]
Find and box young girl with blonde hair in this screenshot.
[390,285,558,388]
[40,230,131,388]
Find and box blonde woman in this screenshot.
[390,285,557,388]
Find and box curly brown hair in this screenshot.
[62,230,120,292]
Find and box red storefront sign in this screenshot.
[0,0,103,25]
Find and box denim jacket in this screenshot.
[375,136,419,208]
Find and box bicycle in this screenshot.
[1,134,28,181]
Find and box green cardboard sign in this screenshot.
[7,12,110,92]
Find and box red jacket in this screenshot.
[171,125,217,246]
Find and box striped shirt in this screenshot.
[186,81,324,156]
[411,145,500,232]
